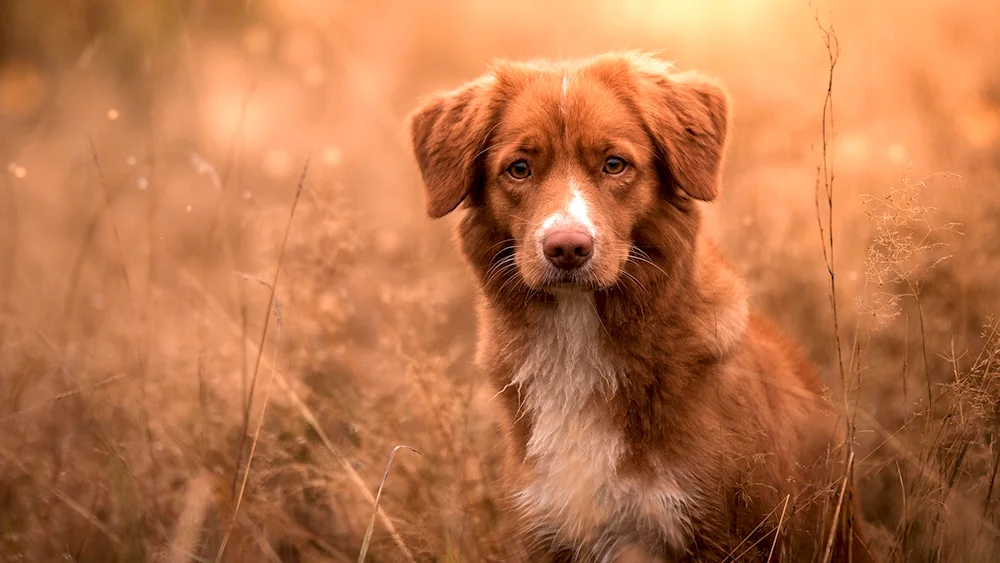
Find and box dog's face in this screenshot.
[409,53,729,292]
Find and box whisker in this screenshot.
[506,212,535,227]
[586,296,612,341]
[484,237,516,254]
[627,246,670,280]
[498,269,526,295]
[618,270,648,298]
[485,252,517,275]
[473,122,506,160]
[485,262,519,287]
[484,240,517,286]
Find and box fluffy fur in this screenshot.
[408,52,875,562]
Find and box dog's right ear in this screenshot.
[407,75,497,219]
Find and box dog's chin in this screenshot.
[532,270,606,294]
[543,282,593,295]
[514,258,623,294]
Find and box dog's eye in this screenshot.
[507,160,531,180]
[603,157,627,175]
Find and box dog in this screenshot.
[407,52,874,562]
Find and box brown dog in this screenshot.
[408,53,874,562]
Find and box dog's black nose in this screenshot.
[543,230,594,269]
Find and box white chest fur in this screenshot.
[509,293,692,555]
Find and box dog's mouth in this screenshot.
[537,269,602,291]
[507,244,628,293]
[492,240,627,294]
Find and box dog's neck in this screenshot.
[513,289,617,394]
[501,288,698,553]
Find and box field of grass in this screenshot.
[1,0,998,561]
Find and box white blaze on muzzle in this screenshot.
[536,181,597,243]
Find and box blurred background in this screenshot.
[1,0,998,561]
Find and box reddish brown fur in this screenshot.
[408,53,875,562]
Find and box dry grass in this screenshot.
[1,0,999,561]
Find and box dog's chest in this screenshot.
[509,294,692,551]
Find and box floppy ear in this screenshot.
[636,68,730,202]
[407,75,497,218]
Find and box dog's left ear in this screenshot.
[407,75,497,219]
[636,68,730,202]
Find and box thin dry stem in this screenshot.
[0,443,124,548]
[88,136,158,467]
[273,370,418,563]
[767,494,791,562]
[358,445,423,563]
[166,470,213,563]
[215,300,283,562]
[0,372,127,425]
[215,158,310,562]
[821,451,855,563]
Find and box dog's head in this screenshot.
[408,53,730,293]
